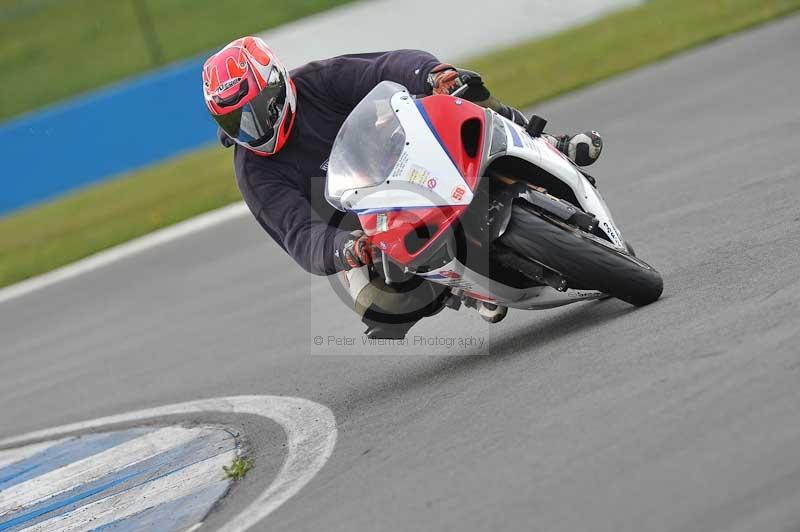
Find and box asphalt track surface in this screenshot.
[2,15,800,532]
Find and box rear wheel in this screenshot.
[499,203,663,306]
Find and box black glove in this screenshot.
[426,64,527,127]
[427,64,490,101]
[427,63,462,95]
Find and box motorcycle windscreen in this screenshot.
[326,81,407,211]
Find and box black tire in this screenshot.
[499,203,663,306]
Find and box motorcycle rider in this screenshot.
[203,36,603,339]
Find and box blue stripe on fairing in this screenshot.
[506,122,523,148]
[90,481,230,532]
[414,101,461,171]
[0,429,151,489]
[0,472,140,531]
[351,206,444,215]
[0,429,237,531]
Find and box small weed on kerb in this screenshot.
[223,457,253,481]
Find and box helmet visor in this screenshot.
[213,73,287,152]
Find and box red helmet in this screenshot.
[203,36,296,156]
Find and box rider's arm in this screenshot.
[324,50,441,107]
[321,51,526,125]
[234,152,352,276]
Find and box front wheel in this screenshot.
[498,203,663,306]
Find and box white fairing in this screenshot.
[501,118,626,249]
[326,82,627,310]
[334,89,473,213]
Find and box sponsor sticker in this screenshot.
[602,221,624,247]
[420,269,473,289]
[376,213,388,232]
[390,152,410,178]
[216,77,241,93]
[426,178,437,189]
[407,164,432,187]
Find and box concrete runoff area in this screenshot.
[1,14,800,531]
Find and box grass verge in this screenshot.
[0,148,239,286]
[469,0,800,108]
[1,0,799,289]
[0,0,355,122]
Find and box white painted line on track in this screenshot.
[0,396,338,532]
[0,202,249,306]
[20,449,238,532]
[0,427,205,515]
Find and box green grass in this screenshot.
[2,0,800,289]
[469,0,800,108]
[0,147,239,286]
[0,0,354,121]
[223,456,253,481]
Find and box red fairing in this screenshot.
[358,213,379,234]
[356,95,485,267]
[359,206,466,266]
[418,95,486,190]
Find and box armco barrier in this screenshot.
[0,54,215,215]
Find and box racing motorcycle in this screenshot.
[325,81,663,323]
